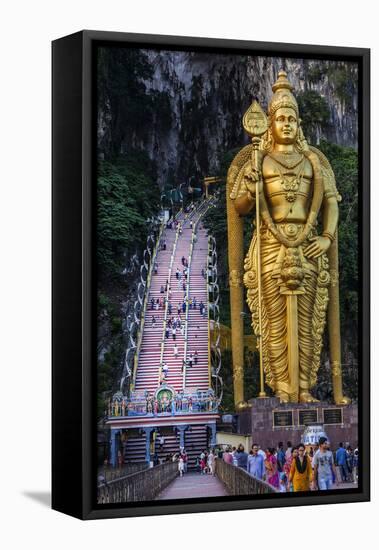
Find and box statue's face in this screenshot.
[271,107,298,144]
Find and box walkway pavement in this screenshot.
[156,472,229,500]
[155,474,355,501]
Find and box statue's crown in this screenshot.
[268,70,299,118]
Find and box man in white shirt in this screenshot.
[313,437,338,490]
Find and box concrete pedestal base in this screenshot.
[237,397,358,450]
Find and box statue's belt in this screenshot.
[255,223,319,277]
[261,221,316,240]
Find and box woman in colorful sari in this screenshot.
[289,443,313,492]
[284,446,298,479]
[265,448,279,489]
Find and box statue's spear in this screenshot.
[243,101,268,398]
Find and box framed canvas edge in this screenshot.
[78,29,371,58]
[52,31,85,520]
[83,491,369,521]
[52,30,370,520]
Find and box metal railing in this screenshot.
[97,461,179,504]
[98,463,148,484]
[215,458,278,495]
[158,219,182,384]
[207,237,212,388]
[182,222,196,385]
[119,222,165,392]
[130,222,165,391]
[208,234,223,405]
[182,200,211,387]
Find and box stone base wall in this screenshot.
[237,397,358,451]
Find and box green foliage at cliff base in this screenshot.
[96,154,160,418]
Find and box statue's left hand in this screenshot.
[297,127,310,152]
[304,236,331,259]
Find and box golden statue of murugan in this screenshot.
[227,71,350,406]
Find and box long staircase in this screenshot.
[134,214,183,393]
[123,420,209,468]
[123,435,146,464]
[134,204,210,394]
[115,200,217,470]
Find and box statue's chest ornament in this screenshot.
[268,154,306,203]
[281,175,301,202]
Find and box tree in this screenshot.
[296,90,330,142]
[97,156,160,282]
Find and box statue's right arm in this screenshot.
[234,189,255,215]
[233,162,258,215]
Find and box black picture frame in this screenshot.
[52,30,370,520]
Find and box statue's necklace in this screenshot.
[268,151,304,170]
[268,154,305,203]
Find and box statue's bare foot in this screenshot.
[276,390,290,403]
[335,396,351,405]
[299,392,320,403]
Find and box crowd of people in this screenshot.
[155,448,216,477]
[220,438,359,492]
[149,243,207,388]
[158,349,199,385]
[150,269,206,323]
[166,218,186,231]
[166,439,358,493]
[195,449,217,475]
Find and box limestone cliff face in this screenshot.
[98,49,358,187]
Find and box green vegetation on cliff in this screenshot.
[96,154,160,418]
[296,90,330,140]
[318,140,358,328]
[97,155,160,282]
[98,47,172,157]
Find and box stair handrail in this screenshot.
[207,236,212,389]
[130,221,166,391]
[182,199,211,388]
[208,233,223,407]
[157,213,184,385]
